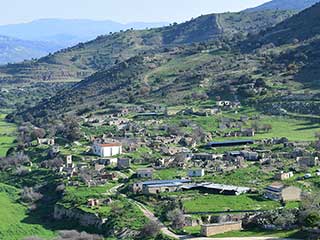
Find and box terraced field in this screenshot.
[0,113,16,157]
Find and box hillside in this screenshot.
[0,10,294,83]
[0,35,62,65]
[243,2,320,87]
[11,3,320,123]
[248,2,320,45]
[245,0,320,12]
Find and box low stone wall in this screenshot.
[54,204,107,228]
[201,221,242,237]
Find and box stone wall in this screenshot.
[54,204,106,228]
[201,221,242,237]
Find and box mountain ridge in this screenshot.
[0,10,295,83]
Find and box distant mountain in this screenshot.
[0,10,294,83]
[0,19,169,47]
[245,0,320,12]
[0,35,62,65]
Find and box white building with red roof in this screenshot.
[92,142,122,157]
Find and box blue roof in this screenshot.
[140,179,191,186]
[146,183,184,188]
[208,140,254,146]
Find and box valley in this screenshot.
[0,1,320,240]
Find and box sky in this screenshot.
[0,0,271,25]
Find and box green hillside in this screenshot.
[12,3,320,123]
[0,183,56,240]
[250,2,320,45]
[0,10,294,83]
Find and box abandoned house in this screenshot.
[264,182,302,202]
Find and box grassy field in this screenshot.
[0,113,16,157]
[201,165,274,190]
[211,229,307,239]
[254,116,320,141]
[165,107,320,142]
[183,194,281,213]
[0,183,56,240]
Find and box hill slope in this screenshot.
[249,2,320,45]
[244,2,320,87]
[13,3,320,122]
[0,10,294,83]
[245,0,320,12]
[0,35,62,65]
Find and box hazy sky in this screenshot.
[1,0,270,25]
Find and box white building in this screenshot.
[188,169,205,177]
[92,143,122,157]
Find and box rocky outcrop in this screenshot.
[54,204,107,228]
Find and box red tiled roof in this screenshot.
[98,143,122,147]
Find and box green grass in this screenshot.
[183,226,307,239]
[201,165,274,190]
[153,168,187,180]
[211,229,307,239]
[184,225,201,235]
[254,116,320,141]
[0,113,16,157]
[183,194,281,213]
[0,183,56,240]
[60,183,116,217]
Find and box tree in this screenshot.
[167,209,185,230]
[299,193,320,227]
[62,117,81,142]
[262,124,272,132]
[139,221,161,239]
[21,187,43,204]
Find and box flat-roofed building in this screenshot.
[132,179,191,194]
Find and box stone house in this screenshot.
[240,128,255,137]
[274,171,294,181]
[95,164,105,172]
[297,156,319,168]
[136,168,154,178]
[117,158,130,169]
[240,150,259,161]
[264,182,301,202]
[37,138,55,146]
[88,199,100,207]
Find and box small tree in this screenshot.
[315,132,320,140]
[167,209,185,230]
[139,220,161,239]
